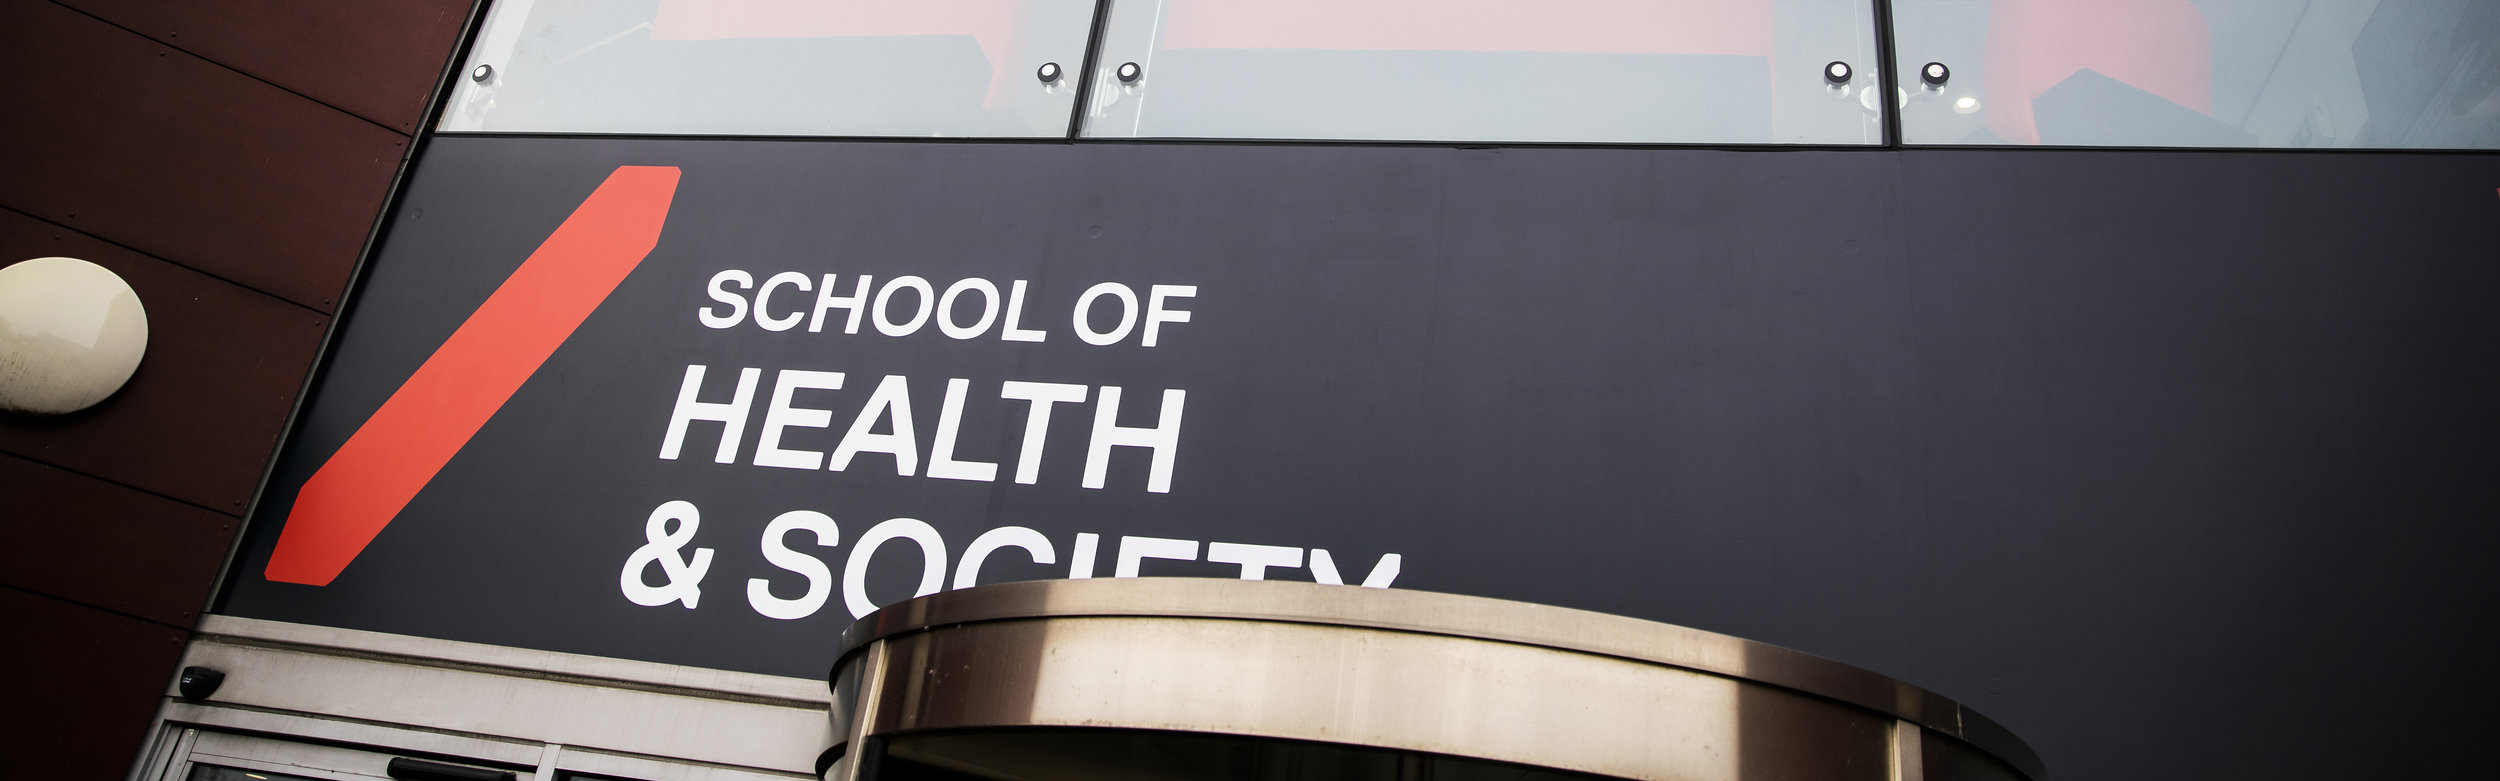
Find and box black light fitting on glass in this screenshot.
[1920,62,1951,87]
[469,64,493,84]
[1824,61,1852,85]
[1037,62,1063,83]
[1116,62,1143,84]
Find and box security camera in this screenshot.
[177,666,225,701]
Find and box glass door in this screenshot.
[145,730,516,781]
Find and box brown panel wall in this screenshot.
[0,1,469,778]
[0,210,330,510]
[0,587,190,781]
[59,0,471,133]
[2,454,237,628]
[0,0,410,312]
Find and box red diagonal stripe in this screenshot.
[266,166,683,586]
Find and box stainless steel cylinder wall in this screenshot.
[823,579,2041,781]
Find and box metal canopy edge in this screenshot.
[830,578,2044,781]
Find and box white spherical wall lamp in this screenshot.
[0,257,150,414]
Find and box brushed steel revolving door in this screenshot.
[821,579,2041,781]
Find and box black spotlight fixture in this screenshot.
[1036,61,1062,84]
[1920,62,1951,87]
[1823,61,1853,85]
[1116,62,1144,84]
[177,666,225,702]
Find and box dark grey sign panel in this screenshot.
[223,137,2500,779]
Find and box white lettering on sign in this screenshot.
[697,272,1194,348]
[1144,285,1195,347]
[659,367,1185,493]
[623,269,1399,625]
[809,274,874,334]
[1084,387,1185,493]
[954,526,1054,590]
[1000,380,1085,485]
[747,510,837,620]
[658,365,760,464]
[1073,282,1138,346]
[616,499,1405,620]
[936,278,1001,340]
[872,276,935,337]
[926,378,999,482]
[841,517,948,619]
[1001,280,1047,342]
[699,270,753,328]
[753,271,811,331]
[620,500,714,608]
[1067,532,1100,579]
[754,369,843,470]
[1207,541,1302,580]
[828,375,920,476]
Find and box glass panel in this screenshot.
[188,766,333,781]
[1080,1,1885,144]
[441,0,1100,137]
[1892,0,2500,149]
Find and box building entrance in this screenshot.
[824,579,2042,781]
[143,730,499,781]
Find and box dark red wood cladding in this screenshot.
[59,0,470,133]
[0,0,407,312]
[1,454,236,628]
[0,210,329,511]
[0,586,189,781]
[0,2,469,779]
